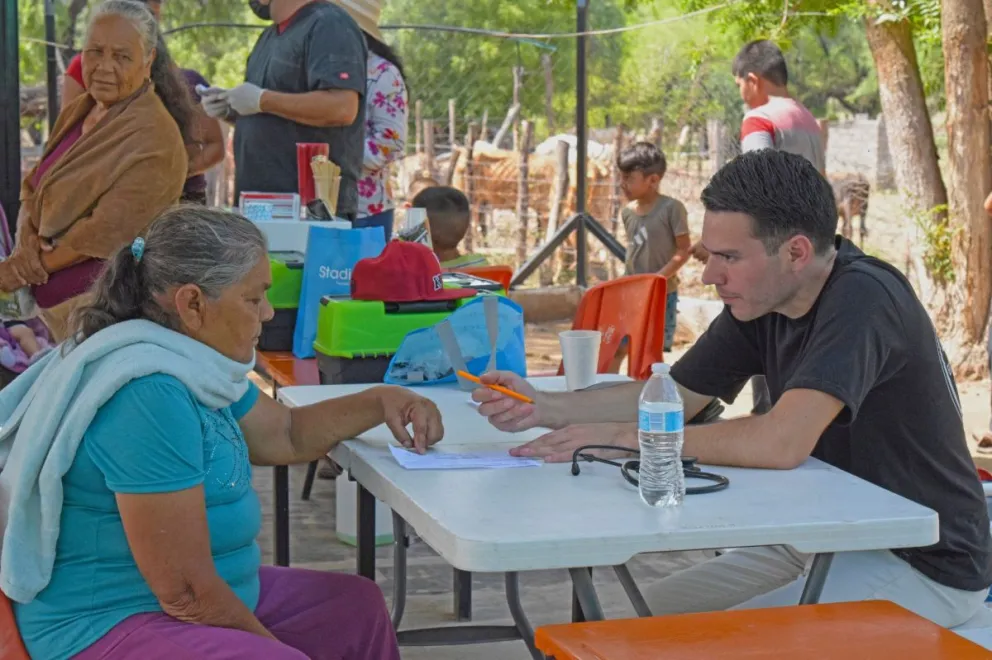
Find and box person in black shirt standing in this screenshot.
[201,0,367,219]
[472,149,992,627]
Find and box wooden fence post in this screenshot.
[649,117,663,150]
[608,125,626,279]
[541,139,570,285]
[480,109,489,141]
[512,66,524,151]
[448,99,457,150]
[542,54,555,134]
[516,120,534,268]
[424,120,436,180]
[463,122,479,252]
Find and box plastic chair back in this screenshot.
[0,590,29,660]
[561,274,667,381]
[452,265,513,292]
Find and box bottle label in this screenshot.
[638,409,684,433]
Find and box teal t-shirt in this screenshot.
[14,374,262,659]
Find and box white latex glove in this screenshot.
[225,82,265,116]
[201,94,232,119]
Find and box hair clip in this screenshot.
[131,237,146,263]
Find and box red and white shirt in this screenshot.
[740,96,825,173]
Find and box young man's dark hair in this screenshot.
[701,150,837,255]
[412,186,471,249]
[732,40,789,88]
[617,141,667,178]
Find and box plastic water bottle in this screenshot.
[637,363,685,507]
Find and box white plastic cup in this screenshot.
[559,330,602,391]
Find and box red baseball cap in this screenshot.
[351,241,477,303]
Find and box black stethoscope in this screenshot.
[570,445,730,495]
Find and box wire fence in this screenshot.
[15,1,889,286]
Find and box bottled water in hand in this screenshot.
[637,363,685,507]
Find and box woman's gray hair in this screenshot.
[84,0,196,141]
[86,0,158,59]
[70,206,268,343]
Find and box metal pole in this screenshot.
[0,0,21,233]
[44,0,59,131]
[575,0,589,286]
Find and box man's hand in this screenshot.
[376,386,444,454]
[689,241,709,264]
[225,83,265,117]
[509,423,638,463]
[472,371,545,432]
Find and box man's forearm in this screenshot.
[659,250,690,279]
[260,90,358,127]
[542,382,642,429]
[684,414,804,469]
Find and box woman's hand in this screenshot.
[376,386,444,454]
[6,232,49,287]
[472,371,546,433]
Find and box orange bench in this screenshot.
[535,601,992,659]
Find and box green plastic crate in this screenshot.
[266,251,304,310]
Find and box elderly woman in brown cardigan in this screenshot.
[0,0,191,341]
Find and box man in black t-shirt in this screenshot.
[473,150,992,627]
[201,0,367,219]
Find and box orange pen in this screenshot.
[456,370,535,404]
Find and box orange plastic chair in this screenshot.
[451,265,513,291]
[535,601,992,659]
[0,591,29,660]
[558,274,667,381]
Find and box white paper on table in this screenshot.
[389,445,542,470]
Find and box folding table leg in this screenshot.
[568,567,605,621]
[454,569,473,621]
[273,465,290,566]
[799,553,835,605]
[613,564,652,617]
[390,511,408,629]
[505,572,543,660]
[571,568,590,622]
[269,381,291,567]
[356,480,376,580]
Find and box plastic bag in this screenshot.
[384,296,526,387]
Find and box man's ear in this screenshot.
[173,284,206,332]
[785,235,816,271]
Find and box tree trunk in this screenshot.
[942,0,992,357]
[863,4,947,219]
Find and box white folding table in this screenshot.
[278,379,938,658]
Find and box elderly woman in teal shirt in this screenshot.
[10,206,442,659]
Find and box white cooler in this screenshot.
[335,474,394,547]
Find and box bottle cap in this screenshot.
[651,362,670,375]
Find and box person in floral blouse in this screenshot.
[330,0,408,241]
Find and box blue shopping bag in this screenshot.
[384,296,527,387]
[292,225,386,358]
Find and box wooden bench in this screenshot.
[253,351,319,567]
[535,601,992,659]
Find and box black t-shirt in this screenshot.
[234,2,367,217]
[672,237,992,592]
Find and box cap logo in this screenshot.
[432,274,443,291]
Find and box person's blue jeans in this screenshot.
[664,289,679,353]
[353,209,395,242]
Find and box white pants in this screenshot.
[643,546,988,628]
